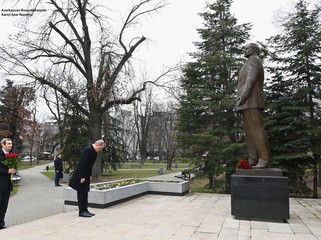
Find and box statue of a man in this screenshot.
[236,43,272,169]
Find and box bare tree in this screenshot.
[147,102,178,170]
[0,0,174,180]
[133,88,155,164]
[113,108,137,161]
[24,102,40,166]
[163,103,178,170]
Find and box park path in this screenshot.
[5,162,67,227]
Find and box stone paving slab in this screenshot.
[2,165,321,240]
[0,193,320,240]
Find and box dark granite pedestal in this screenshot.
[231,168,289,221]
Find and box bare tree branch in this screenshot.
[48,22,85,67]
[49,0,84,46]
[119,0,167,54]
[0,0,172,180]
[0,46,90,117]
[103,65,178,111]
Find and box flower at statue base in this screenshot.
[237,159,252,169]
[3,153,21,169]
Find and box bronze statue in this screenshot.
[236,43,272,169]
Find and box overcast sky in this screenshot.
[132,0,296,74]
[0,0,297,71]
[91,0,298,79]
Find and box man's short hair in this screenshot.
[95,139,106,146]
[1,138,12,145]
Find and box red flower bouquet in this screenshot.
[237,159,252,169]
[3,153,21,169]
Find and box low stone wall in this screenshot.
[64,180,190,208]
[148,181,190,196]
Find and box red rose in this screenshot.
[3,153,21,169]
[237,159,252,169]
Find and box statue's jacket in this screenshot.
[236,54,265,111]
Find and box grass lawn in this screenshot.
[40,161,190,182]
[102,169,181,181]
[40,161,218,194]
[189,178,215,193]
[102,161,188,181]
[120,162,189,170]
[41,171,55,180]
[18,160,51,171]
[11,182,19,196]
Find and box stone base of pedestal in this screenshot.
[231,169,289,221]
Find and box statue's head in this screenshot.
[244,43,260,58]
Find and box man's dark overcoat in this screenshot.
[0,150,12,193]
[69,144,97,192]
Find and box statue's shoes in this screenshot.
[253,159,268,169]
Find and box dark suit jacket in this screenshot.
[68,144,97,192]
[236,54,264,111]
[0,149,13,192]
[54,158,63,173]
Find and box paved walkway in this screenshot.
[5,162,67,226]
[0,166,321,239]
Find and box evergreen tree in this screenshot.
[177,0,251,192]
[265,0,321,197]
[101,112,128,172]
[61,109,91,173]
[61,108,127,174]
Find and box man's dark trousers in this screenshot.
[77,191,88,213]
[0,192,10,225]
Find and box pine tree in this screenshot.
[177,0,251,192]
[266,0,321,197]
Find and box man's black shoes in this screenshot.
[79,212,92,218]
[79,210,95,217]
[86,211,95,216]
[0,225,7,229]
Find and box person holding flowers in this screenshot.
[0,138,17,229]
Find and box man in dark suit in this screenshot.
[54,153,63,187]
[236,43,272,169]
[69,139,106,217]
[0,138,16,229]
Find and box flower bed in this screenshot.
[91,179,146,190]
[63,179,190,208]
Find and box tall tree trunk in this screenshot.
[313,154,319,198]
[91,114,103,182]
[318,156,321,187]
[208,173,214,189]
[166,148,175,171]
